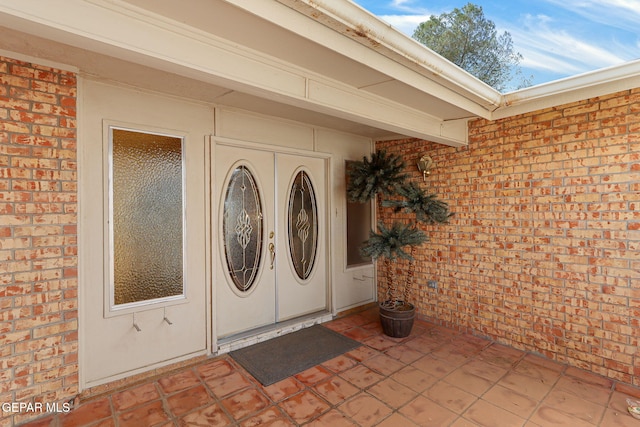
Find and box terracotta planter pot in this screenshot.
[379,302,415,338]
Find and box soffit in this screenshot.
[125,0,391,90]
[0,0,488,145]
[123,0,489,123]
[0,25,402,142]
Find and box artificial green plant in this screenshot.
[347,150,451,310]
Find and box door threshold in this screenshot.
[216,310,333,354]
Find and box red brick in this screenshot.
[378,89,640,391]
[0,56,78,425]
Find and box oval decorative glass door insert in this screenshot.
[223,165,263,292]
[288,170,318,280]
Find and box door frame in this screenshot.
[210,137,332,352]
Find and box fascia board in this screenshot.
[494,60,640,120]
[226,0,498,119]
[307,79,468,147]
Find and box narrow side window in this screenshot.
[345,160,372,267]
[109,127,185,308]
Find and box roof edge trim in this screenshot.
[495,59,640,119]
[276,0,502,112]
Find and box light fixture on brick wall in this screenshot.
[417,155,433,181]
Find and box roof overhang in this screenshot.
[0,0,638,146]
[496,59,640,119]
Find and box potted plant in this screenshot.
[347,150,451,337]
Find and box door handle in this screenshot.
[269,243,275,270]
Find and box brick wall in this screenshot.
[0,56,78,426]
[378,89,640,388]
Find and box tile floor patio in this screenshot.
[21,307,640,426]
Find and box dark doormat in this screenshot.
[230,324,361,386]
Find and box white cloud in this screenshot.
[518,49,586,75]
[371,0,440,34]
[543,0,640,31]
[501,13,632,76]
[388,0,431,14]
[377,14,430,35]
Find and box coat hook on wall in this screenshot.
[417,155,434,181]
[132,313,142,332]
[163,307,173,325]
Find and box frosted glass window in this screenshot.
[345,161,372,267]
[110,128,184,306]
[223,165,264,292]
[288,170,318,280]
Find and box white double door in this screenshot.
[214,143,328,338]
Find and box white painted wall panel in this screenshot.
[215,108,314,150]
[315,129,376,312]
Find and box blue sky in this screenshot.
[352,0,640,89]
